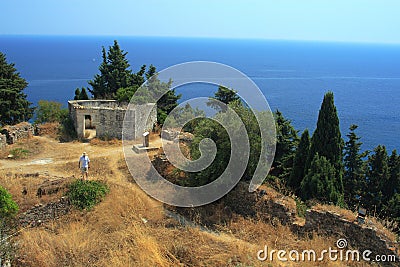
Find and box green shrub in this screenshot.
[295,197,308,218]
[0,186,18,219]
[35,100,67,124]
[66,180,109,210]
[8,148,30,159]
[59,114,77,142]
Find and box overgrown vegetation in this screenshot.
[87,40,181,125]
[186,88,400,233]
[0,185,18,219]
[66,180,109,210]
[0,186,18,265]
[34,100,68,124]
[8,148,30,159]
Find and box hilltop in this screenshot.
[0,130,398,266]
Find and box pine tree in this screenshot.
[365,145,389,214]
[289,129,310,194]
[386,150,400,202]
[88,40,137,99]
[306,92,344,199]
[270,110,299,182]
[343,124,367,208]
[207,85,240,111]
[300,153,342,204]
[0,52,33,126]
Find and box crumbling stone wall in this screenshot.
[1,122,34,144]
[224,183,297,225]
[299,209,399,262]
[68,100,157,140]
[19,197,71,227]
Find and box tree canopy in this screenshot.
[0,52,33,126]
[87,41,180,124]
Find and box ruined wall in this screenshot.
[19,197,71,227]
[1,122,34,144]
[298,209,399,262]
[68,100,157,140]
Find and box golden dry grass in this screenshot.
[0,135,394,266]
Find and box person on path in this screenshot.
[78,152,90,180]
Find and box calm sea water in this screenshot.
[1,35,400,152]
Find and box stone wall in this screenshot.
[19,197,71,227]
[1,122,34,144]
[298,209,399,263]
[68,100,157,140]
[224,183,297,225]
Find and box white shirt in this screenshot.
[79,155,90,168]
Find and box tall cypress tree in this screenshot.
[343,124,367,207]
[306,92,344,200]
[0,52,33,126]
[289,129,310,194]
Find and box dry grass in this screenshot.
[35,122,60,138]
[90,138,122,146]
[0,172,68,212]
[16,183,173,267]
[313,203,357,222]
[0,137,43,159]
[1,135,394,266]
[368,216,397,242]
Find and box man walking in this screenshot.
[78,152,90,180]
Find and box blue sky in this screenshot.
[1,0,400,43]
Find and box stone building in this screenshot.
[68,100,157,140]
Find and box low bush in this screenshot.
[0,186,19,219]
[8,148,30,159]
[66,180,109,210]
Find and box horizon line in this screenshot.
[1,33,400,46]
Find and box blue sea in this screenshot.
[1,35,400,152]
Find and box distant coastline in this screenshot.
[1,35,399,152]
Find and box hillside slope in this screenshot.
[0,135,398,266]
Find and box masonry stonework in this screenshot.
[1,122,34,144]
[68,100,157,140]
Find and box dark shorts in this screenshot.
[81,167,89,173]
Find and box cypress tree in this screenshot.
[289,129,310,194]
[74,87,89,100]
[306,92,344,200]
[0,52,34,126]
[79,87,89,100]
[343,124,367,208]
[74,88,80,100]
[300,154,342,204]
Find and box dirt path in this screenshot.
[0,135,165,186]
